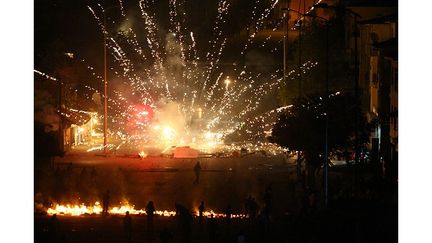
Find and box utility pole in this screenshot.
[288,6,307,183]
[298,20,302,98]
[313,2,362,201]
[303,12,330,208]
[103,11,108,155]
[353,14,360,195]
[324,21,329,208]
[354,14,359,166]
[282,7,289,87]
[58,78,64,156]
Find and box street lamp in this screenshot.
[302,12,330,208]
[286,8,305,98]
[283,7,305,182]
[281,8,331,207]
[281,8,289,88]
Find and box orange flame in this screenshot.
[46,202,247,218]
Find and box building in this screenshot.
[351,3,397,179]
[372,36,397,179]
[61,108,101,151]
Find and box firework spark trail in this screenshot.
[168,0,187,65]
[138,0,172,99]
[240,0,280,57]
[189,31,198,70]
[214,0,281,117]
[205,72,224,106]
[206,68,281,131]
[87,6,107,35]
[244,91,342,140]
[118,0,126,16]
[88,5,155,103]
[120,28,147,62]
[200,0,230,97]
[167,0,184,90]
[241,105,294,139]
[223,61,319,131]
[34,70,57,81]
[221,55,296,123]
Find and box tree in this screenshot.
[271,93,368,188]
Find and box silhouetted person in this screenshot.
[159,227,173,243]
[244,196,251,217]
[194,161,202,184]
[257,211,269,240]
[102,190,110,216]
[146,201,156,233]
[308,191,317,214]
[263,184,273,218]
[249,197,258,219]
[225,205,232,223]
[301,192,310,216]
[175,203,193,243]
[48,214,59,243]
[90,167,97,179]
[224,205,233,239]
[123,211,132,242]
[301,170,307,191]
[237,229,245,243]
[80,167,87,177]
[66,162,73,173]
[208,214,218,243]
[198,201,205,223]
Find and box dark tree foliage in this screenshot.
[271,93,368,169]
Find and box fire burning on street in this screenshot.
[46,202,246,218]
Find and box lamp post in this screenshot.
[286,8,305,98]
[103,11,108,155]
[283,8,330,207]
[285,7,305,181]
[58,78,64,156]
[102,6,120,155]
[302,12,330,208]
[281,8,289,88]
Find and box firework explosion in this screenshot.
[36,0,319,153]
